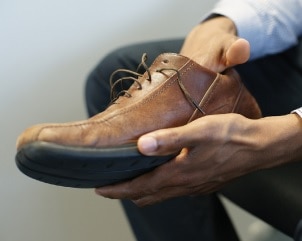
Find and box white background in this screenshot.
[0,1,290,241]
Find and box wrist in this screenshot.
[251,114,302,169]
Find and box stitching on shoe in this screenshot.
[90,61,197,123]
[200,74,220,110]
[232,82,244,113]
[187,73,220,122]
[35,61,207,141]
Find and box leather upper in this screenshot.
[16,53,262,150]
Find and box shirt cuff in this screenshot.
[291,107,302,118]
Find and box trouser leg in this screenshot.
[121,195,239,241]
[85,39,240,241]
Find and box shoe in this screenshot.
[15,53,262,188]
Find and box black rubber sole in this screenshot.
[15,141,175,188]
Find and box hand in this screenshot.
[95,114,302,206]
[180,16,250,73]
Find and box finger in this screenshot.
[133,179,230,207]
[95,158,180,200]
[137,116,218,156]
[197,37,250,73]
[138,126,196,156]
[225,38,250,67]
[132,184,195,207]
[95,177,156,200]
[95,181,135,199]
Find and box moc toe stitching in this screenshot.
[231,83,244,113]
[199,74,220,112]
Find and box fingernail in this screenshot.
[138,136,158,154]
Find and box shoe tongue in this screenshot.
[112,53,198,104]
[134,53,192,88]
[150,53,191,71]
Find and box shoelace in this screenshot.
[109,53,151,102]
[109,53,205,114]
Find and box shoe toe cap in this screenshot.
[16,123,53,151]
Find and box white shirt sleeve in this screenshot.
[209,0,302,60]
[291,107,302,118]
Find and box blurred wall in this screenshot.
[0,1,217,241]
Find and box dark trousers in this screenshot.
[85,39,302,241]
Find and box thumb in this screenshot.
[225,38,250,68]
[137,128,185,156]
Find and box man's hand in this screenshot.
[180,16,250,72]
[95,114,302,206]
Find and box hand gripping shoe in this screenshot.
[15,53,262,188]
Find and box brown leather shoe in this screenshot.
[15,53,262,188]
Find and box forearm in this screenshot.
[248,114,302,170]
